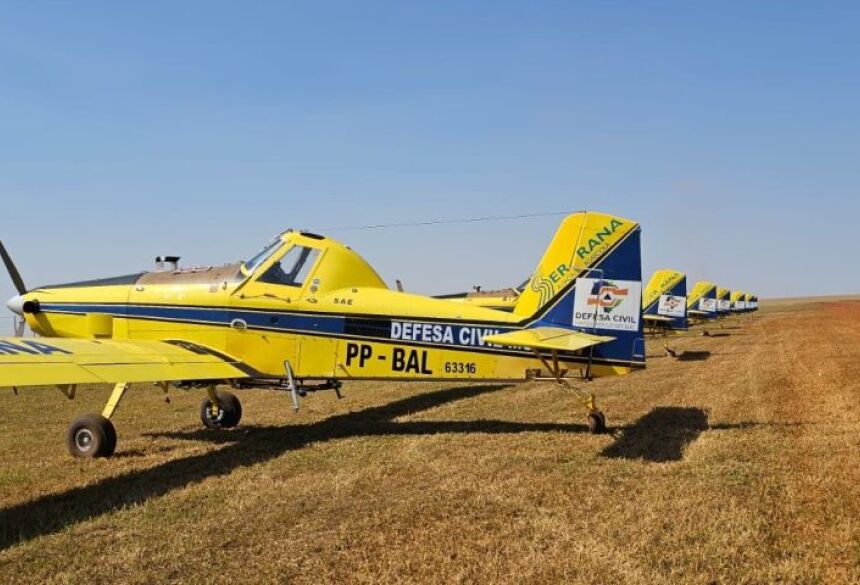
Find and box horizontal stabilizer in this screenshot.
[643,314,675,322]
[0,337,250,388]
[483,327,614,353]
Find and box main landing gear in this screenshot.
[66,413,117,458]
[200,388,242,429]
[64,381,131,458]
[64,382,244,458]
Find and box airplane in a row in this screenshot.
[2,211,651,458]
[442,268,758,338]
[0,210,762,458]
[644,277,758,333]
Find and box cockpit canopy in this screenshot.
[243,236,282,274]
[241,231,388,296]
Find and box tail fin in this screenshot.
[716,287,731,314]
[643,269,688,330]
[688,281,718,319]
[514,211,644,366]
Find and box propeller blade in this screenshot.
[13,317,25,337]
[0,241,27,295]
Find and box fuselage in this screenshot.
[12,231,637,383]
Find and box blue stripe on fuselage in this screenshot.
[37,302,644,365]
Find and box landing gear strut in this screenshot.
[530,348,609,435]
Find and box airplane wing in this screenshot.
[0,337,251,388]
[483,327,614,352]
[643,314,675,322]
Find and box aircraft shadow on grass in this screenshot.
[601,407,710,463]
[646,350,713,361]
[0,384,591,550]
[676,351,711,362]
[600,407,767,463]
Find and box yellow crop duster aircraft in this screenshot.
[1,211,646,458]
[730,290,751,312]
[434,282,526,312]
[640,269,687,357]
[641,269,687,332]
[716,287,732,316]
[745,293,759,311]
[686,281,718,325]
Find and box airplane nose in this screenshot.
[6,294,24,316]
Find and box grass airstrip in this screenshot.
[0,297,858,584]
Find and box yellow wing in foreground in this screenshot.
[483,327,614,352]
[0,337,251,388]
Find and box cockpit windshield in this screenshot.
[243,236,283,273]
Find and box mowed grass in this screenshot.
[0,298,859,584]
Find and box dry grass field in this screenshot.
[0,297,858,584]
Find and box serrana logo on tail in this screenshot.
[529,218,628,309]
[573,278,642,332]
[577,218,625,260]
[529,264,572,308]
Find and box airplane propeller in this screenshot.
[1,241,29,336]
[0,240,27,296]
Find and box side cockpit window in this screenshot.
[257,246,320,288]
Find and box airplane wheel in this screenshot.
[587,411,607,434]
[200,391,242,429]
[66,414,117,458]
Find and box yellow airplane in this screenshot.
[641,269,687,333]
[730,290,746,312]
[1,211,646,458]
[434,281,526,312]
[746,293,758,311]
[640,269,687,357]
[716,287,732,316]
[686,281,718,326]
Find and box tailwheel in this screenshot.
[664,342,677,358]
[200,390,242,429]
[587,411,607,434]
[66,414,117,458]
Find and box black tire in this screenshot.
[200,391,242,429]
[66,414,117,458]
[587,411,607,434]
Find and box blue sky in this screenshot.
[1,1,858,323]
